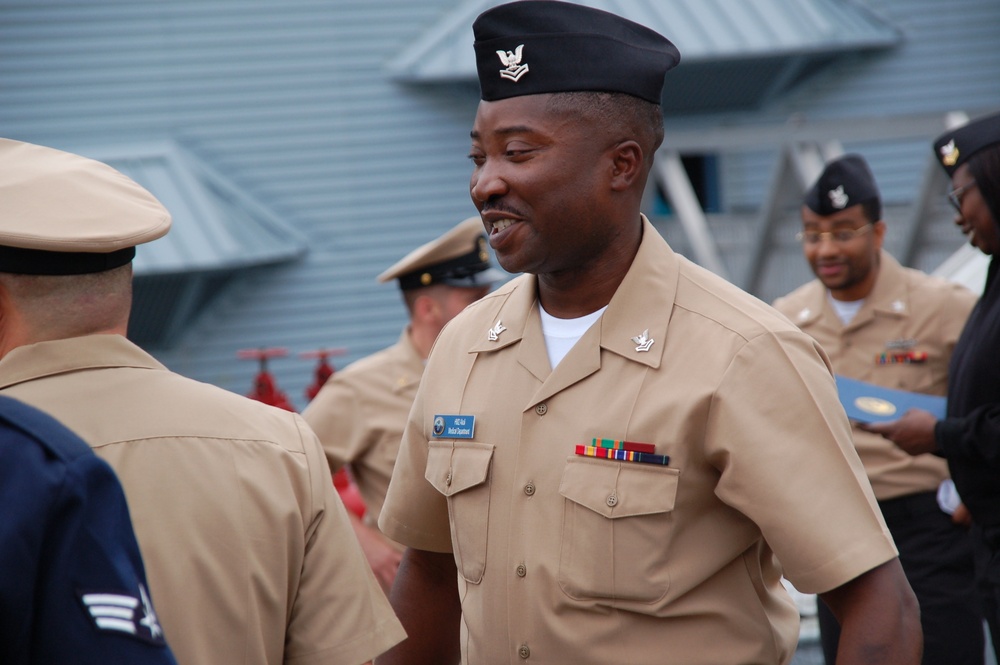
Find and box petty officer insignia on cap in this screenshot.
[804,154,880,218]
[933,112,1000,176]
[940,139,959,167]
[828,185,849,209]
[473,0,680,104]
[497,44,528,82]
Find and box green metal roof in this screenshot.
[76,141,307,276]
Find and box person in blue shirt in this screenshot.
[0,394,177,665]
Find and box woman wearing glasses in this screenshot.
[865,110,1000,659]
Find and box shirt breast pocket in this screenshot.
[558,457,679,603]
[425,441,495,584]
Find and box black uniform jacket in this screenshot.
[938,257,1000,525]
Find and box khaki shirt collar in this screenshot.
[786,281,825,327]
[791,251,911,329]
[843,251,910,329]
[468,215,676,379]
[393,326,426,393]
[0,334,164,389]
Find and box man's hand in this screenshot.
[860,408,938,456]
[349,512,403,593]
[952,502,973,527]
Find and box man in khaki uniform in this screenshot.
[773,154,982,664]
[376,3,921,664]
[0,138,405,665]
[303,217,501,590]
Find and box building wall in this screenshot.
[719,0,1000,211]
[0,0,486,407]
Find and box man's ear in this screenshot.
[872,220,887,249]
[411,292,441,324]
[609,140,644,191]
[0,279,24,359]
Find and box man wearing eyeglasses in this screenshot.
[774,154,983,665]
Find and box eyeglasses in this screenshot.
[947,181,977,212]
[796,224,873,245]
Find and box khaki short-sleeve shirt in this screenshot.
[774,252,977,499]
[381,218,896,665]
[0,335,405,665]
[302,329,423,533]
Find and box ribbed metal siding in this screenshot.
[0,0,487,408]
[721,0,1000,211]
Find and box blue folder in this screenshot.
[834,375,947,424]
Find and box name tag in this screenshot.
[432,415,476,439]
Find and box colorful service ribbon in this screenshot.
[575,444,670,466]
[591,437,657,454]
[875,351,928,365]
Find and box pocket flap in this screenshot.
[425,441,495,497]
[559,458,678,518]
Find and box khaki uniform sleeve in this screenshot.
[301,377,365,474]
[378,382,453,553]
[706,330,897,594]
[284,416,405,665]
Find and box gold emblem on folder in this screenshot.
[854,396,897,417]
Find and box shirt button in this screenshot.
[524,482,535,496]
[606,494,618,507]
[446,470,452,487]
[518,645,530,659]
[534,403,548,416]
[516,564,526,577]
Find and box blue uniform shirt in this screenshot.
[0,395,177,665]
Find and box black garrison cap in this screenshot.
[804,154,881,218]
[473,0,680,104]
[933,111,1000,177]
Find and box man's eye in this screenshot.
[504,145,534,159]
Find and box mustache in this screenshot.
[481,201,526,218]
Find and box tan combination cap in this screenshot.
[0,138,171,275]
[377,216,505,290]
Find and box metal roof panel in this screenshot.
[68,142,308,276]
